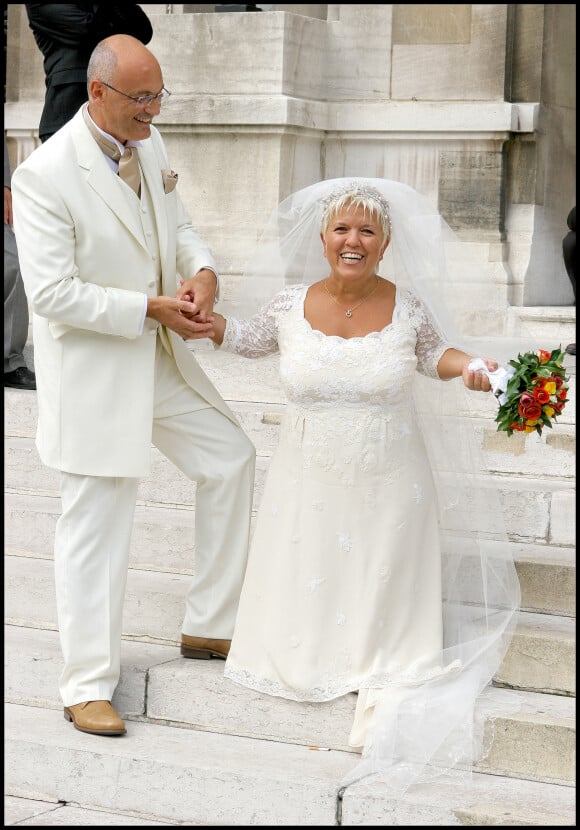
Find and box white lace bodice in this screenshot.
[221,284,451,410]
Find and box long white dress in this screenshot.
[222,283,453,746]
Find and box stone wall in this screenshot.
[4,4,576,320]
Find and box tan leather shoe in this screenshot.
[64,700,126,736]
[181,634,231,660]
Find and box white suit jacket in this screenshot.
[11,107,237,477]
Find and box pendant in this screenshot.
[345,309,353,318]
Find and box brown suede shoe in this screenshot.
[64,700,126,736]
[181,634,231,660]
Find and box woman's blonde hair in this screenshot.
[320,183,392,243]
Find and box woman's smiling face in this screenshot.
[321,203,389,280]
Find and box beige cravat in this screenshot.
[82,106,141,197]
[117,146,141,197]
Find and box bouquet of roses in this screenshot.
[493,348,570,436]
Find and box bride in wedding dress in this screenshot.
[195,178,523,794]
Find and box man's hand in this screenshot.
[176,268,217,322]
[147,296,215,340]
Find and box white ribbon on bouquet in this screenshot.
[468,358,516,404]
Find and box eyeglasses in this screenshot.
[100,81,171,107]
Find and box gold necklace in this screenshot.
[324,277,379,318]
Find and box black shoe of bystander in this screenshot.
[4,366,37,390]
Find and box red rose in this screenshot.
[558,389,568,401]
[552,401,565,413]
[518,392,542,421]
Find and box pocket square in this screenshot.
[161,168,178,193]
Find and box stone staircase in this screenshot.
[4,339,576,826]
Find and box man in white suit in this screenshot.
[11,34,256,736]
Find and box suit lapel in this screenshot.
[70,112,148,251]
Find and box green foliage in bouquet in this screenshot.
[496,348,570,436]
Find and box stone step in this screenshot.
[5,382,576,476]
[5,550,575,696]
[4,627,176,718]
[494,612,575,696]
[4,625,575,787]
[511,307,577,348]
[4,492,575,617]
[339,771,576,826]
[4,702,354,826]
[4,795,178,826]
[503,542,576,617]
[6,701,576,826]
[5,780,576,829]
[4,434,576,549]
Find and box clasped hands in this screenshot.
[146,270,217,340]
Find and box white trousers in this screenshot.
[54,338,256,705]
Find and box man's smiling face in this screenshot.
[88,37,164,144]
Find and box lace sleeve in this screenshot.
[402,290,453,379]
[220,286,302,358]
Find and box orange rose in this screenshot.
[532,387,550,403]
[509,422,526,431]
[537,349,551,364]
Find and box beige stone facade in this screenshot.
[4,4,576,325]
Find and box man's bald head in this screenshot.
[86,34,164,144]
[87,35,160,89]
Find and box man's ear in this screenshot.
[88,79,105,104]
